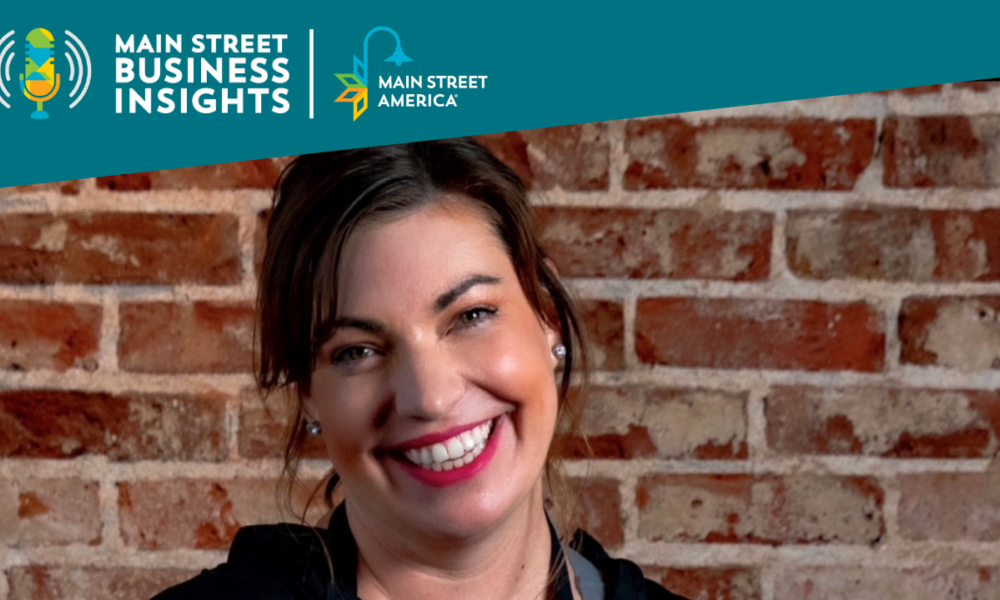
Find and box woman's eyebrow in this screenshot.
[328,274,500,334]
[433,274,501,313]
[329,316,386,334]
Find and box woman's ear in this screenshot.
[540,257,564,364]
[543,257,561,280]
[547,329,563,369]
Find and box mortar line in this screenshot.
[607,118,628,193]
[527,188,1000,210]
[745,385,770,467]
[99,289,120,373]
[98,476,124,551]
[884,296,903,372]
[0,542,8,600]
[236,209,260,299]
[622,287,639,370]
[620,474,639,548]
[769,207,791,282]
[882,475,902,547]
[226,394,242,461]
[760,564,776,600]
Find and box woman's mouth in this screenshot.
[401,419,496,472]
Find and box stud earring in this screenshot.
[552,343,566,359]
[306,421,322,436]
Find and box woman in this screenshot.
[153,139,688,600]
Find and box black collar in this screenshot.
[323,502,574,600]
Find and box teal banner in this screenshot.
[1,1,997,187]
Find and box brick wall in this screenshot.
[2,82,1000,600]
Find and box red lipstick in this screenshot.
[393,414,504,488]
[387,416,494,452]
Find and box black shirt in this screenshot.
[151,502,688,600]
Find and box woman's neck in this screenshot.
[349,484,556,600]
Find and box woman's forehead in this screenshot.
[334,202,514,311]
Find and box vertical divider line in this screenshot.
[309,29,315,119]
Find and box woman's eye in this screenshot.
[332,346,375,364]
[457,306,497,328]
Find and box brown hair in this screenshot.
[256,139,592,546]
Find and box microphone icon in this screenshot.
[19,28,60,119]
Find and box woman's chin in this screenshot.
[397,475,546,544]
[405,501,514,541]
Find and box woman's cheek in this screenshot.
[468,327,529,379]
[312,373,379,452]
[467,325,554,408]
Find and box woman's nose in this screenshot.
[391,345,465,419]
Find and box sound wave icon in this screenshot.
[0,29,90,112]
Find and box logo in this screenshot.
[0,28,91,119]
[335,26,412,121]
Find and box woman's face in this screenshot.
[306,200,561,540]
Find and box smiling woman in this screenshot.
[151,140,688,600]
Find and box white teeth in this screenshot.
[430,443,449,463]
[446,438,465,460]
[402,419,498,471]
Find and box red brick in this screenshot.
[636,474,884,545]
[0,300,100,372]
[636,298,885,372]
[0,478,100,546]
[476,123,610,190]
[563,477,623,549]
[0,180,81,195]
[883,116,1000,188]
[0,213,241,285]
[556,387,747,460]
[0,389,226,461]
[96,159,280,191]
[787,209,1000,282]
[577,300,624,371]
[642,566,761,600]
[954,80,1000,92]
[773,567,1000,600]
[535,207,771,280]
[898,472,1000,541]
[7,567,198,600]
[899,296,1000,371]
[872,84,944,95]
[118,479,324,550]
[624,118,876,190]
[119,302,254,373]
[767,386,1000,458]
[238,400,327,460]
